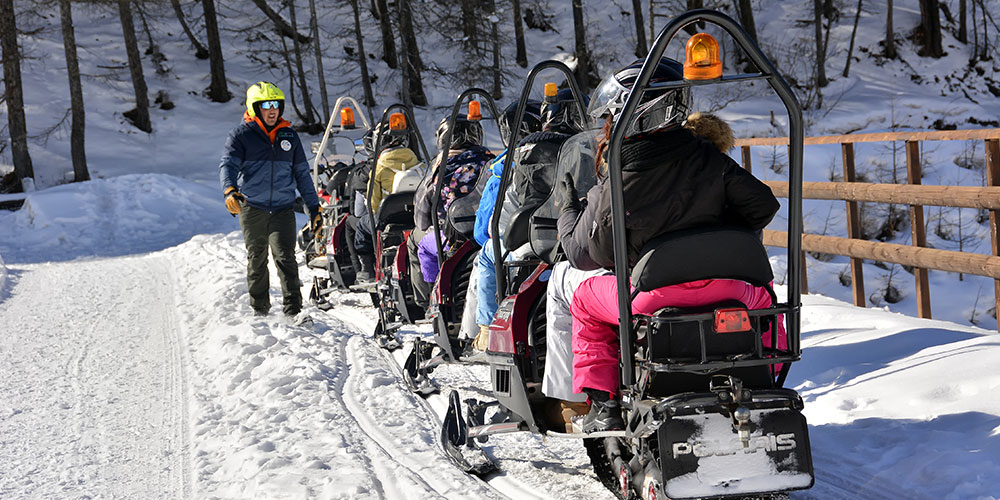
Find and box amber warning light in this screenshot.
[544,82,558,98]
[684,33,722,80]
[713,307,751,333]
[467,100,482,121]
[388,112,407,131]
[340,108,356,129]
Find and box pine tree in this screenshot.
[0,0,33,188]
[118,0,152,132]
[59,0,88,181]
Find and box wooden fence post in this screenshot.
[741,145,753,173]
[842,142,865,307]
[905,140,932,318]
[985,138,1000,332]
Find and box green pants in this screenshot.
[239,205,301,315]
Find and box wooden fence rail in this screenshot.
[736,129,1000,331]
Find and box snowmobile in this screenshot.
[440,10,815,499]
[400,89,506,394]
[364,104,434,350]
[306,97,373,308]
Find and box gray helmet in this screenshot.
[587,57,691,137]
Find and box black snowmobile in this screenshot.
[364,104,434,350]
[305,97,373,308]
[440,10,815,499]
[399,89,508,394]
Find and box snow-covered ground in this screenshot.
[1,174,998,499]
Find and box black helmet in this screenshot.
[435,115,484,152]
[372,120,409,151]
[540,87,589,135]
[498,100,542,146]
[587,57,690,137]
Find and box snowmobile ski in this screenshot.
[441,390,498,476]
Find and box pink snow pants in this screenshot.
[570,277,785,396]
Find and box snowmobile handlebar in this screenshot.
[490,60,589,305]
[608,9,804,388]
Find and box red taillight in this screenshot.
[713,308,750,333]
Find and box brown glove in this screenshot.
[224,186,245,215]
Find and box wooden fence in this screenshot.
[736,128,1000,330]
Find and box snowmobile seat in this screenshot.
[630,227,773,292]
[375,190,417,230]
[503,205,536,252]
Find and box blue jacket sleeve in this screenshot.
[219,128,244,192]
[291,135,320,212]
[473,152,505,246]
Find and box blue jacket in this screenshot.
[473,150,506,246]
[219,113,320,213]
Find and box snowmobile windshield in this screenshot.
[552,128,601,214]
[529,128,601,261]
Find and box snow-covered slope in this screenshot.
[1,174,999,499]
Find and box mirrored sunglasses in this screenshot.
[260,100,281,110]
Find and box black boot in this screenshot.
[582,388,624,433]
[356,254,375,283]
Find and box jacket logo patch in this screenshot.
[280,139,292,151]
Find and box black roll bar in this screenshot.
[429,89,502,271]
[365,103,432,321]
[608,9,803,388]
[489,61,589,304]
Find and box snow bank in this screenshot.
[791,291,1000,500]
[0,174,238,263]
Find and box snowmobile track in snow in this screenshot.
[0,256,191,499]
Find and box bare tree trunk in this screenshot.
[279,35,306,122]
[171,0,208,59]
[683,0,704,35]
[460,0,478,53]
[202,0,229,102]
[918,0,943,57]
[287,0,316,126]
[249,0,311,43]
[571,0,597,90]
[349,0,376,111]
[958,0,967,43]
[375,0,397,68]
[971,0,978,58]
[59,0,88,182]
[733,0,759,70]
[843,0,863,77]
[512,0,527,67]
[397,0,426,106]
[977,0,989,60]
[813,0,828,87]
[0,0,33,187]
[119,0,152,133]
[308,0,329,120]
[885,0,896,58]
[630,0,647,58]
[488,0,502,99]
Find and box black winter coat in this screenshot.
[559,127,779,270]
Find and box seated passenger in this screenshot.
[473,90,587,352]
[560,58,781,432]
[412,116,494,284]
[368,123,425,214]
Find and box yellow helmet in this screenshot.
[245,81,285,118]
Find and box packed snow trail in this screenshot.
[0,256,191,498]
